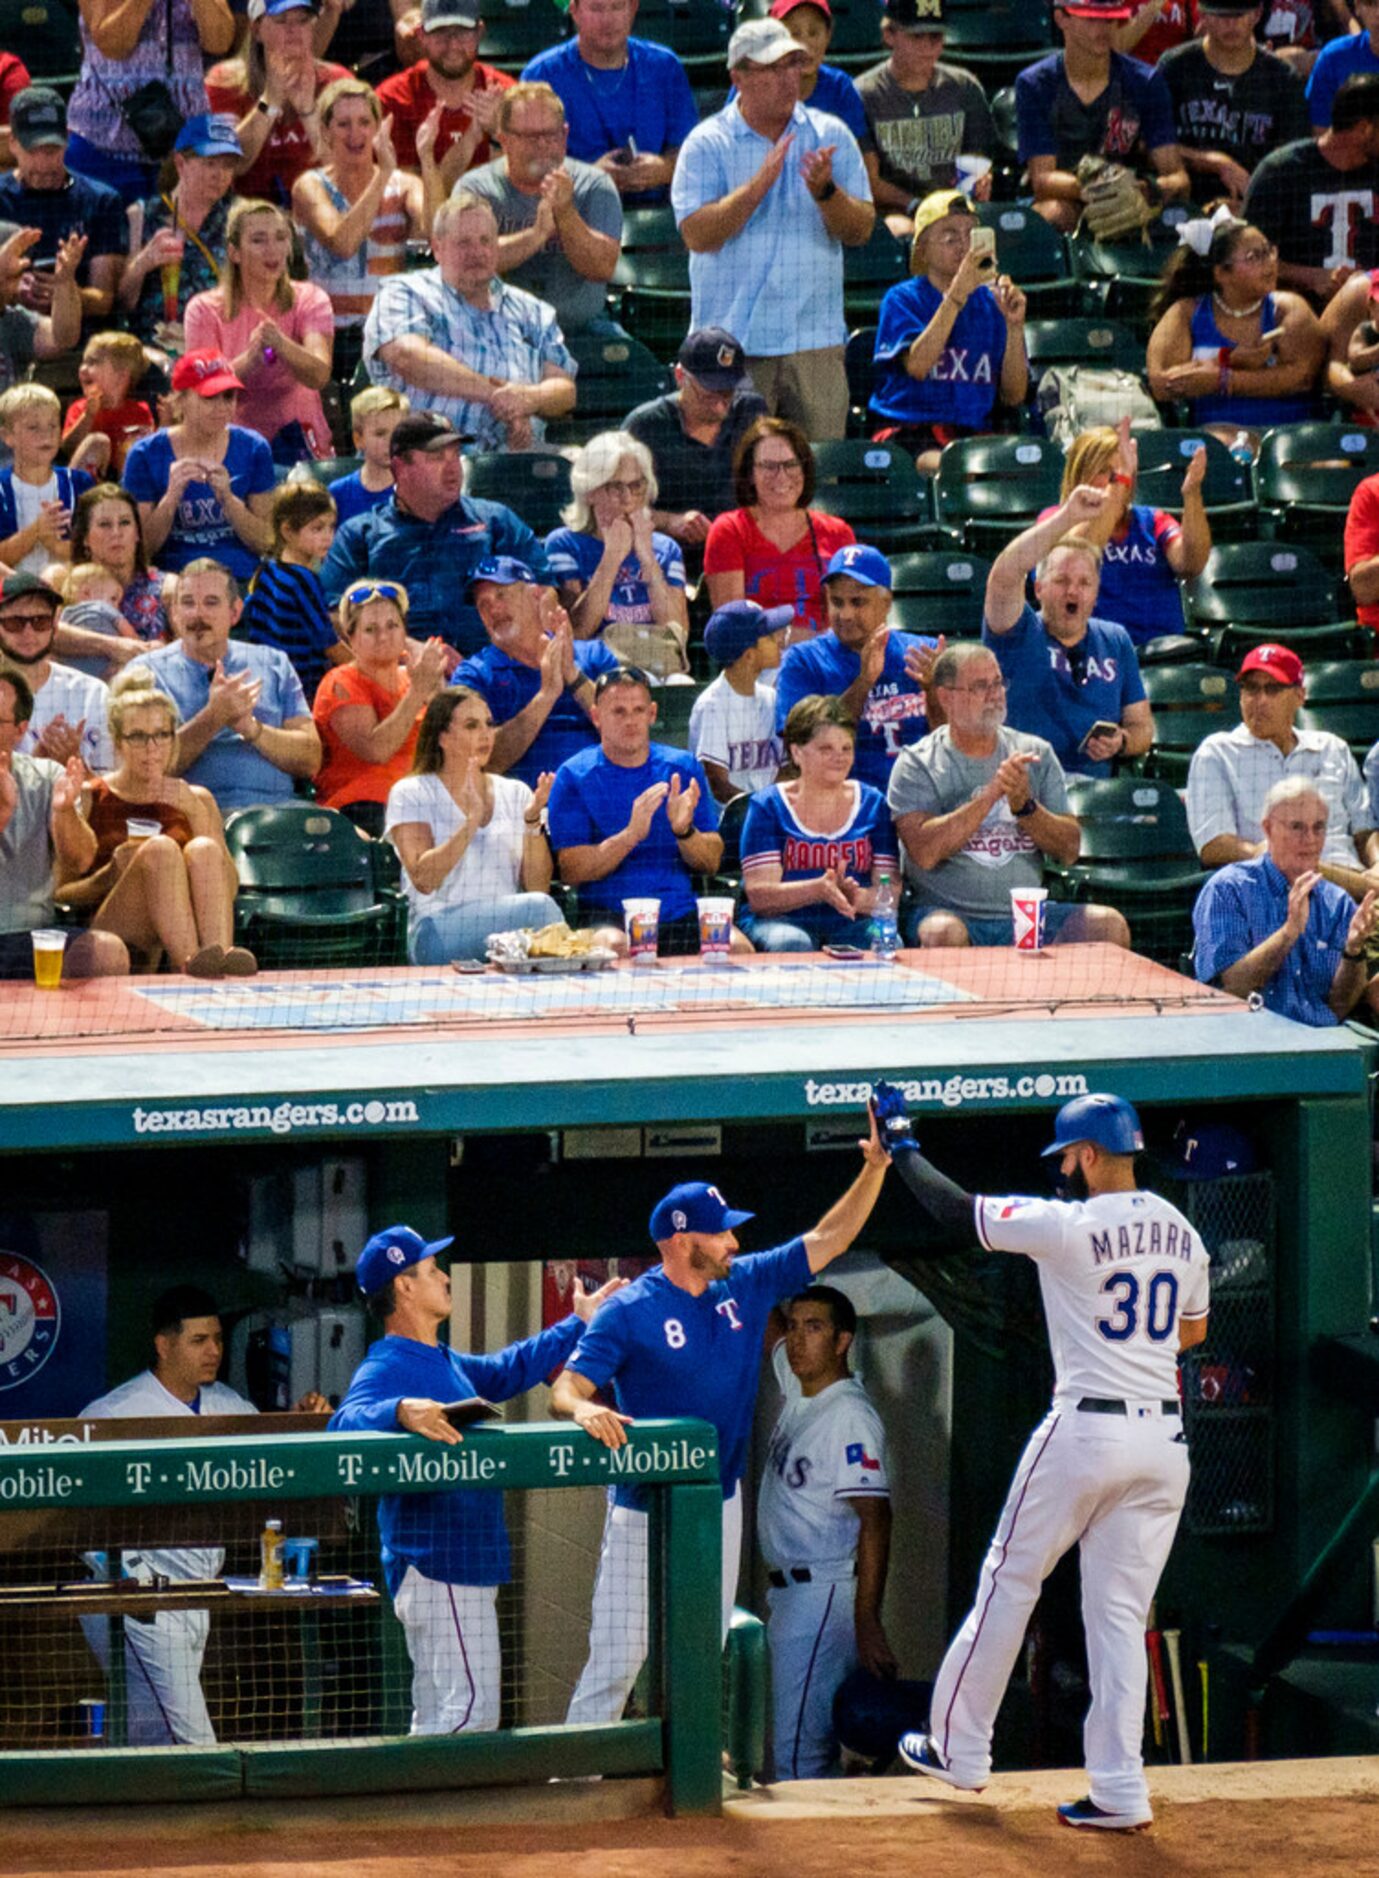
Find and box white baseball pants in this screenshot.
[393,1567,501,1735]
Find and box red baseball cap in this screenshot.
[170,350,245,398]
[1238,643,1304,687]
[770,0,832,17]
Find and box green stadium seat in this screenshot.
[1297,661,1379,762]
[464,449,574,536]
[713,791,752,890]
[651,680,703,750]
[886,547,991,638]
[1071,207,1196,329]
[1130,430,1256,539]
[932,433,1063,553]
[1255,422,1379,554]
[810,438,934,553]
[843,221,911,325]
[611,206,693,360]
[845,326,879,435]
[1024,316,1146,385]
[1047,775,1208,967]
[1141,662,1240,784]
[1183,541,1341,632]
[976,203,1083,317]
[0,0,81,85]
[633,0,733,71]
[478,0,572,71]
[547,330,671,445]
[306,456,365,488]
[943,0,1057,83]
[734,0,883,69]
[223,805,395,968]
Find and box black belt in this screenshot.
[1078,1396,1179,1416]
[767,1565,856,1588]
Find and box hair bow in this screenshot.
[1175,204,1240,257]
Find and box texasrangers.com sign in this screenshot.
[804,1071,1090,1111]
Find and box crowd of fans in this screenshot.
[3,0,1379,1025]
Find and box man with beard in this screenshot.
[128,558,320,812]
[551,1118,891,1728]
[873,1083,1209,1833]
[377,0,514,182]
[982,483,1154,780]
[461,82,622,335]
[1,571,112,771]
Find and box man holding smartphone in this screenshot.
[869,189,1028,473]
[981,484,1156,780]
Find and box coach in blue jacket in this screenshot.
[331,1224,620,1734]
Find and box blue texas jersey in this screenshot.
[566,1239,811,1507]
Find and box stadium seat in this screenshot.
[845,327,879,436]
[547,330,672,445]
[1140,662,1240,784]
[633,0,733,72]
[478,0,572,70]
[464,449,574,537]
[223,804,395,968]
[843,221,912,325]
[932,434,1063,553]
[1046,775,1208,968]
[975,204,1082,317]
[714,792,752,887]
[1024,316,1145,384]
[611,206,693,360]
[810,438,934,553]
[943,0,1057,85]
[0,0,81,85]
[1183,541,1342,632]
[1140,633,1208,666]
[306,456,364,488]
[1131,430,1255,539]
[887,548,991,638]
[652,681,703,750]
[1255,422,1379,555]
[1071,207,1194,329]
[1297,660,1379,762]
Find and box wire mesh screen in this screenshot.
[0,1429,714,1762]
[1176,1170,1275,1538]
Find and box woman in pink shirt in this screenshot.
[184,198,334,463]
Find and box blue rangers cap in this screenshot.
[174,113,243,158]
[649,1181,755,1242]
[356,1224,454,1297]
[468,555,536,599]
[703,598,795,667]
[822,543,893,589]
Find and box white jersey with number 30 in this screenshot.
[975,1189,1210,1402]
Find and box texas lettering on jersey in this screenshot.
[1311,188,1375,269]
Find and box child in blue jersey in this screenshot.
[870,189,1028,472]
[329,387,408,527]
[239,482,344,701]
[0,384,93,576]
[741,694,899,951]
[331,1224,623,1735]
[551,1119,891,1729]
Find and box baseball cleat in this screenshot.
[1057,1798,1152,1832]
[897,1732,985,1792]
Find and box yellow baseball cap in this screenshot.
[911,189,976,237]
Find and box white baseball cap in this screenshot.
[728,17,803,66]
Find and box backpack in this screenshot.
[1037,366,1161,447]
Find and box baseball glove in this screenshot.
[1076,155,1156,243]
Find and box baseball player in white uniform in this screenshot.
[760,1284,896,1780]
[78,1286,326,1746]
[551,1121,890,1731]
[872,1085,1210,1833]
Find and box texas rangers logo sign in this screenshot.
[0,1252,61,1392]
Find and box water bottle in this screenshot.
[872,873,901,962]
[260,1518,284,1590]
[1228,430,1252,469]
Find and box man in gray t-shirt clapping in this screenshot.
[886,640,1129,948]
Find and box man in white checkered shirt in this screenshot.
[363,194,578,453]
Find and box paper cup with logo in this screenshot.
[125,817,161,842]
[955,155,992,197]
[696,896,734,958]
[623,898,661,960]
[31,928,67,990]
[1010,886,1048,952]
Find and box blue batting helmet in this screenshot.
[1041,1093,1144,1159]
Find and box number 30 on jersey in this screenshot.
[1096,1269,1179,1342]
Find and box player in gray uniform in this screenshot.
[760,1284,896,1779]
[872,1085,1209,1833]
[79,1286,326,1745]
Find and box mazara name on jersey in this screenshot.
[1090,1216,1196,1266]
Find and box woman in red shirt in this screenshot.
[206,0,349,206]
[312,578,450,835]
[703,418,855,644]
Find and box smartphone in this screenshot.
[969,226,997,274]
[823,943,867,960]
[451,959,488,974]
[1079,719,1120,754]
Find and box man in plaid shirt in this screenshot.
[363,194,577,452]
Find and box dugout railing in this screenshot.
[0,1421,723,1814]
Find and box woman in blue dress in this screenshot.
[739,693,900,953]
